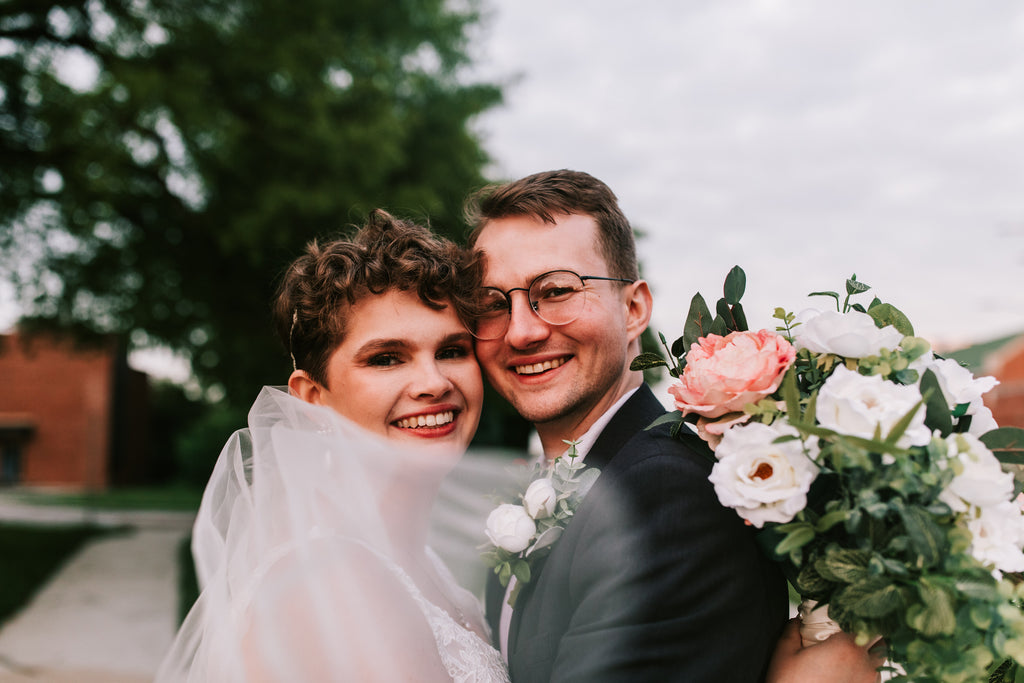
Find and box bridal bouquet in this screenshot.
[631,267,1024,683]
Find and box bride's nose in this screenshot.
[410,358,455,398]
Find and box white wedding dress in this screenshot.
[155,387,509,683]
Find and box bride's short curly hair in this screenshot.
[273,209,483,386]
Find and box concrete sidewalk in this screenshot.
[0,495,194,682]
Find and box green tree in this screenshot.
[0,0,501,409]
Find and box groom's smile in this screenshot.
[514,356,570,376]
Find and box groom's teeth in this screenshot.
[396,411,454,429]
[515,357,567,375]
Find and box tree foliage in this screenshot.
[0,0,502,406]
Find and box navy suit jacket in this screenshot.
[486,384,788,683]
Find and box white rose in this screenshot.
[939,433,1015,513]
[816,365,932,447]
[966,406,999,436]
[708,422,820,528]
[925,357,998,414]
[485,504,536,553]
[966,500,1024,574]
[523,478,557,519]
[793,309,905,358]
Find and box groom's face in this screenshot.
[473,213,640,442]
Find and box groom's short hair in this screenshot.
[465,169,639,281]
[272,209,482,386]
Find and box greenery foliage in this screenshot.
[0,0,502,410]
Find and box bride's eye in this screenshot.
[367,353,401,367]
[437,344,471,361]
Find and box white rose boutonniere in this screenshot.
[484,504,536,553]
[481,440,599,606]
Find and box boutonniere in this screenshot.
[482,440,600,606]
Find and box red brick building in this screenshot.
[0,332,150,490]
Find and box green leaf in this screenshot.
[709,315,729,336]
[981,427,1024,465]
[835,576,903,618]
[670,334,689,359]
[512,559,531,583]
[795,562,836,598]
[723,265,746,305]
[630,352,669,372]
[908,579,957,636]
[920,369,953,437]
[498,562,512,586]
[815,548,870,584]
[775,524,815,555]
[898,505,946,568]
[731,302,748,331]
[809,290,841,311]
[814,509,848,532]
[867,302,914,336]
[883,400,924,446]
[716,298,736,330]
[846,276,871,296]
[780,368,801,423]
[644,412,684,431]
[682,293,714,350]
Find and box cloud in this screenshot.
[468,0,1024,346]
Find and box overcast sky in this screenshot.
[3,1,1021,370]
[464,0,1024,350]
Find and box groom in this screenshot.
[466,169,789,682]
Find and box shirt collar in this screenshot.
[536,386,640,464]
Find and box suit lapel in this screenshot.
[506,384,667,660]
[584,384,667,471]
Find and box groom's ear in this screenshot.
[623,279,653,345]
[288,370,325,405]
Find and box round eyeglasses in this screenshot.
[470,269,635,340]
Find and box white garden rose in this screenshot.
[925,357,998,414]
[708,422,820,528]
[966,406,999,436]
[793,309,905,358]
[485,504,536,553]
[966,500,1024,574]
[522,478,557,519]
[816,365,932,447]
[939,433,1015,513]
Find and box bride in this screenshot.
[156,209,882,682]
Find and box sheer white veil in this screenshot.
[156,386,475,682]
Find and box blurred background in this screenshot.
[0,0,1022,677]
[3,0,1023,493]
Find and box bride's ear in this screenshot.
[288,370,324,405]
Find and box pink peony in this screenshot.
[668,330,796,419]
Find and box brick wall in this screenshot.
[0,333,117,489]
[985,337,1024,430]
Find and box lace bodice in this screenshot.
[387,549,510,683]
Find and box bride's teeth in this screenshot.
[515,357,567,375]
[397,411,454,429]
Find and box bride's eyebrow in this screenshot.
[354,339,407,356]
[354,332,472,357]
[441,332,473,346]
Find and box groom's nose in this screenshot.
[504,290,551,349]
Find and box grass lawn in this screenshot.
[0,522,116,624]
[4,484,202,512]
